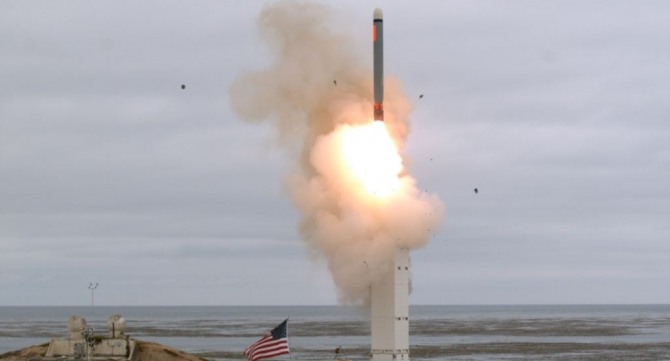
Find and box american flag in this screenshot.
[244,319,290,361]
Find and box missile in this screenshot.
[373,8,384,121]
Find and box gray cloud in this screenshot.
[2,0,669,305]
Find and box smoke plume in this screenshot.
[230,1,443,304]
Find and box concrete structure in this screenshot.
[107,314,126,339]
[67,316,86,340]
[370,247,410,361]
[44,315,137,361]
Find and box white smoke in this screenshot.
[230,0,443,304]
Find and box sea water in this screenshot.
[1,305,670,360]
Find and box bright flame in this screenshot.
[339,122,402,198]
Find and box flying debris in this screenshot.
[419,94,424,99]
[181,84,186,90]
[229,0,445,310]
[373,8,384,121]
[474,188,479,194]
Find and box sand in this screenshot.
[0,340,209,361]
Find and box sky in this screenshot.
[1,0,669,306]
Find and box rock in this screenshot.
[0,340,209,361]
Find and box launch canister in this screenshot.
[373,8,384,121]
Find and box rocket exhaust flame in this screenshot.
[230,1,443,305]
[339,122,401,199]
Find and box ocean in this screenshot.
[1,305,670,360]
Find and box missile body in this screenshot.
[373,8,384,121]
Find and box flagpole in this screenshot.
[287,317,291,361]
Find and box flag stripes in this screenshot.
[244,319,289,361]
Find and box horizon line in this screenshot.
[2,303,669,307]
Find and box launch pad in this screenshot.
[42,315,136,361]
[370,248,410,361]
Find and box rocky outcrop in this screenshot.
[0,340,209,361]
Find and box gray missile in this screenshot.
[373,8,384,121]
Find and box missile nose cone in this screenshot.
[374,8,383,20]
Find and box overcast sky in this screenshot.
[1,0,669,306]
